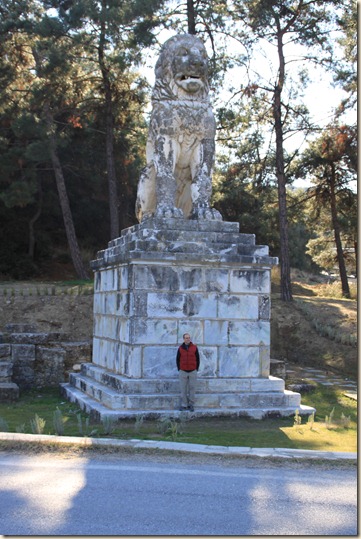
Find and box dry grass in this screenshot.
[270,267,357,378]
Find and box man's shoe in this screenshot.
[188,405,194,412]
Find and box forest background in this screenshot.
[0,0,357,302]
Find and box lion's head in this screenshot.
[152,34,210,102]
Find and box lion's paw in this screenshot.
[191,206,222,221]
[155,206,184,219]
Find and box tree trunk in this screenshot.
[45,106,89,280]
[354,240,357,278]
[32,48,89,279]
[28,178,43,259]
[274,28,292,301]
[329,164,350,298]
[99,1,120,239]
[187,0,196,34]
[104,83,120,238]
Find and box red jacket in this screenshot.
[176,342,200,372]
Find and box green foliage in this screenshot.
[53,407,65,435]
[307,412,315,430]
[293,409,302,427]
[301,386,357,425]
[325,407,335,429]
[335,0,357,111]
[156,415,187,441]
[0,0,156,278]
[30,413,46,434]
[288,221,317,272]
[157,415,171,435]
[0,180,37,209]
[339,413,351,429]
[291,125,357,288]
[101,415,117,435]
[0,0,356,282]
[213,170,280,255]
[75,412,97,437]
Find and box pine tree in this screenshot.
[53,0,164,238]
[222,0,342,301]
[295,125,357,297]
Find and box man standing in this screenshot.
[176,333,200,411]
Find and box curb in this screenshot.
[0,432,356,461]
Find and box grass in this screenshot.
[0,385,356,453]
[294,297,357,347]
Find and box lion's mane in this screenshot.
[152,35,210,102]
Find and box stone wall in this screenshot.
[92,262,272,379]
[0,324,91,394]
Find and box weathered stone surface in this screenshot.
[198,347,217,377]
[0,361,12,381]
[230,270,270,293]
[270,358,286,378]
[5,323,37,333]
[0,382,19,402]
[12,360,35,388]
[259,295,271,319]
[0,326,91,393]
[218,346,260,377]
[12,344,36,361]
[35,347,66,388]
[260,347,271,377]
[90,219,277,271]
[143,347,179,378]
[8,332,64,344]
[86,216,279,386]
[0,344,11,359]
[135,34,221,223]
[203,321,229,345]
[218,294,258,319]
[131,319,178,346]
[228,321,270,346]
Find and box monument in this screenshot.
[62,34,314,419]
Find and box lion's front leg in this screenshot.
[190,139,222,221]
[154,135,184,219]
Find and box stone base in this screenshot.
[61,363,315,420]
[270,358,286,379]
[63,217,315,420]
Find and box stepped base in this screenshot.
[64,219,315,421]
[61,383,314,420]
[61,364,315,421]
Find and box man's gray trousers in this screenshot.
[179,369,197,408]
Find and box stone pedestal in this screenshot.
[62,218,314,419]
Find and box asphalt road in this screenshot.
[0,451,357,536]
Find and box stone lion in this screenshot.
[135,34,222,222]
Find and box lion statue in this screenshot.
[135,34,222,222]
